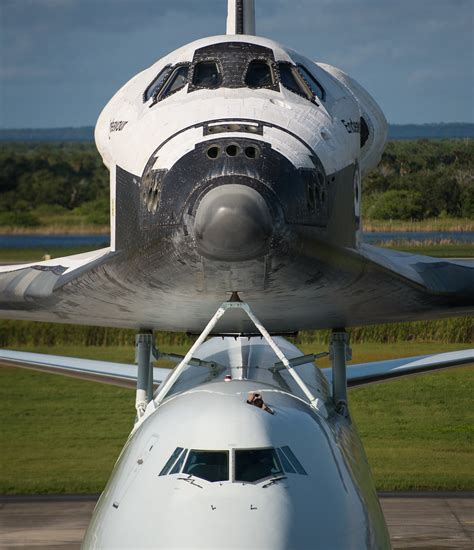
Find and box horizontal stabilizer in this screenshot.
[0,349,171,388]
[322,349,474,388]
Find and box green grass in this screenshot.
[0,246,107,263]
[363,217,474,232]
[384,243,473,258]
[0,342,472,493]
[0,241,471,266]
[0,217,471,235]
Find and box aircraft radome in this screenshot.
[1,1,473,548]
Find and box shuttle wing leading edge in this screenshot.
[0,244,472,331]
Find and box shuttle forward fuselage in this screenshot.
[87,34,400,334]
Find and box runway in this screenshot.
[0,494,472,549]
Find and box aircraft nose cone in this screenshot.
[194,184,272,261]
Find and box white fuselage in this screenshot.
[83,338,390,549]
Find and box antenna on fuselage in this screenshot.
[226,0,256,35]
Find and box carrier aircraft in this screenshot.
[1,1,473,548]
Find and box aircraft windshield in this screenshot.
[278,446,307,475]
[235,448,282,482]
[182,450,229,482]
[159,447,185,476]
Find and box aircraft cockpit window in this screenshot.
[297,65,325,101]
[169,448,188,474]
[159,446,185,476]
[182,450,229,482]
[245,59,275,89]
[160,65,190,99]
[192,61,222,88]
[235,448,283,483]
[143,65,172,102]
[276,448,296,473]
[279,446,307,475]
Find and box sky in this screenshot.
[0,0,473,128]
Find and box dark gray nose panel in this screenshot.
[194,184,272,261]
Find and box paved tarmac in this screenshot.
[0,493,472,549]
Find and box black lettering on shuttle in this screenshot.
[110,121,128,133]
[341,119,360,134]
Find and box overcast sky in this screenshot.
[0,0,473,128]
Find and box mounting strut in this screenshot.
[135,330,154,418]
[329,329,351,416]
[151,294,326,413]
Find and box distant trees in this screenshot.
[0,142,108,227]
[0,139,472,227]
[363,139,474,220]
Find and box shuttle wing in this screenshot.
[359,243,474,297]
[322,349,474,388]
[0,349,171,388]
[0,247,115,301]
[0,243,471,331]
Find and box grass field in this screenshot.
[379,243,473,258]
[0,342,472,494]
[0,241,472,494]
[363,217,474,232]
[0,246,105,263]
[0,217,471,234]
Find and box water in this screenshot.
[0,234,110,249]
[0,232,472,249]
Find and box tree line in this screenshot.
[0,139,472,227]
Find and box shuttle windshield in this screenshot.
[193,61,222,88]
[245,59,274,88]
[144,44,325,105]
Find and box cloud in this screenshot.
[0,0,473,126]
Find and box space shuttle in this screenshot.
[0,1,472,548]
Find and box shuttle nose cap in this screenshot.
[194,184,272,261]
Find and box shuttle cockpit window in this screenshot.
[245,59,275,89]
[278,62,306,96]
[147,63,190,104]
[297,65,325,101]
[160,65,189,98]
[182,450,229,482]
[235,448,283,482]
[192,61,222,88]
[278,62,323,105]
[143,65,172,102]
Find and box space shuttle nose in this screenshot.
[194,184,273,261]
